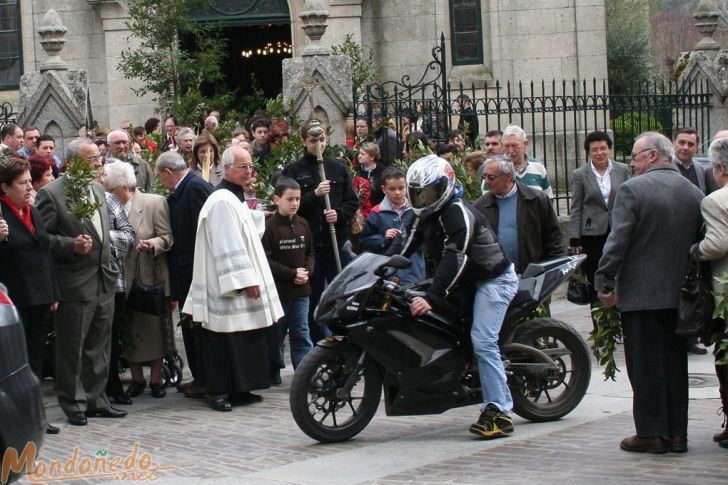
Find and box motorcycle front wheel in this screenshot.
[290,344,382,443]
[505,318,591,422]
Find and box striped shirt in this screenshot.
[516,157,554,199]
[106,193,135,294]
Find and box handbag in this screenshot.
[567,270,590,305]
[676,257,715,338]
[125,255,166,316]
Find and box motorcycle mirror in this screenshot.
[373,255,412,277]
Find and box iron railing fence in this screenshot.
[0,102,18,126]
[354,35,712,215]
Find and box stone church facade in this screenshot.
[1,0,607,129]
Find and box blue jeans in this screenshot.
[278,297,314,369]
[471,264,518,414]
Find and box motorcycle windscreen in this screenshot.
[314,252,391,321]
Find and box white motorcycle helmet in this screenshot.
[406,154,456,218]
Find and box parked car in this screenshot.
[0,283,44,484]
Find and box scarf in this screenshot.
[0,195,35,236]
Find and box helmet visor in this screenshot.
[408,176,448,210]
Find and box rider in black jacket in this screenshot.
[402,155,519,440]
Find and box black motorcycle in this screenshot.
[290,252,591,443]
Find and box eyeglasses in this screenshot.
[630,148,654,160]
[484,173,504,182]
[232,164,254,171]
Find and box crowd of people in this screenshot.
[0,109,727,451]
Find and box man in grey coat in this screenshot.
[595,132,704,454]
[36,138,128,426]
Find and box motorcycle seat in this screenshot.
[521,256,573,278]
[511,277,538,306]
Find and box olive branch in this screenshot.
[63,157,104,224]
[0,150,10,173]
[714,274,728,365]
[588,303,623,381]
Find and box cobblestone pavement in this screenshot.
[19,301,726,485]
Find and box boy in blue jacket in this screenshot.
[360,166,425,284]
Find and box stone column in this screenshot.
[17,10,90,158]
[282,1,353,146]
[693,0,721,54]
[677,0,728,138]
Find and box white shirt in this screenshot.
[590,160,612,206]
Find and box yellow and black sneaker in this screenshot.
[469,404,514,439]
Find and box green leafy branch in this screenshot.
[589,304,623,381]
[63,158,104,223]
[714,274,728,365]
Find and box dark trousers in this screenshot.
[309,246,340,343]
[581,234,608,305]
[179,310,204,385]
[621,309,688,438]
[106,292,126,397]
[55,292,115,416]
[267,323,284,376]
[17,304,53,378]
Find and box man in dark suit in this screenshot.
[161,116,177,152]
[671,126,717,354]
[672,127,717,196]
[36,138,127,426]
[595,131,704,454]
[155,150,212,396]
[474,155,564,274]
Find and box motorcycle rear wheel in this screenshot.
[290,345,382,443]
[507,318,591,422]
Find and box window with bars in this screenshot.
[0,0,21,90]
[449,0,483,66]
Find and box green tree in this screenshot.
[331,33,381,98]
[606,0,655,94]
[118,0,230,125]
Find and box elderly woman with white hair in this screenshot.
[176,127,197,170]
[102,160,174,400]
[693,136,728,449]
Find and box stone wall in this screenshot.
[10,0,608,131]
[355,0,608,88]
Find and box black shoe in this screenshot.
[270,372,282,386]
[46,423,60,434]
[720,438,728,449]
[687,344,708,355]
[210,397,232,412]
[150,382,166,398]
[125,380,146,399]
[110,394,133,405]
[86,406,128,418]
[469,404,514,439]
[68,412,87,426]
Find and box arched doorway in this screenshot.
[190,0,292,104]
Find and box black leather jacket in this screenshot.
[402,197,510,308]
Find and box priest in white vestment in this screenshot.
[183,188,284,412]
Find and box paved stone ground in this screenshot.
[21,300,727,485]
